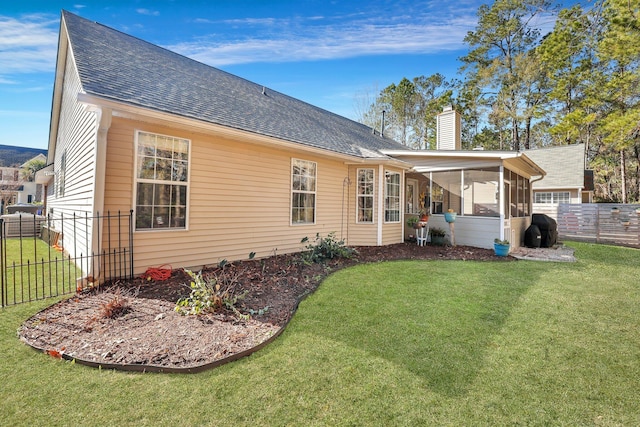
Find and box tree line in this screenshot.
[357,0,639,203]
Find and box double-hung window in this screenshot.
[135,131,189,230]
[534,191,570,204]
[357,168,374,223]
[384,171,400,222]
[291,159,316,224]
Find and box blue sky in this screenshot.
[1,0,573,149]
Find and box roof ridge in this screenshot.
[60,10,408,159]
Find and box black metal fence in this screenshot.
[1,210,134,307]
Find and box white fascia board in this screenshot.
[383,149,545,178]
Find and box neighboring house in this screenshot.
[524,144,593,219]
[0,166,20,213]
[17,154,47,204]
[40,11,548,281]
[0,153,47,212]
[0,144,47,167]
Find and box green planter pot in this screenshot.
[431,235,446,246]
[444,212,456,223]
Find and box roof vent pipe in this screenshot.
[381,110,385,137]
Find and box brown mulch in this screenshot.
[18,243,510,372]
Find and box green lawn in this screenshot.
[1,238,80,306]
[1,241,639,426]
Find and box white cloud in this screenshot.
[169,16,477,67]
[221,17,279,26]
[136,8,160,16]
[0,14,58,75]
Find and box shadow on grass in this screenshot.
[295,259,555,396]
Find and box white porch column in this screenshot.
[499,164,505,241]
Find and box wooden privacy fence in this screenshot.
[557,203,640,248]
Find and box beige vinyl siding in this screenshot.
[103,118,400,274]
[47,49,98,262]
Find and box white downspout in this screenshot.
[90,106,112,280]
[377,164,384,245]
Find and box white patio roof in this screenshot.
[382,150,546,178]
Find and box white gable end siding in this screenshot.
[48,49,99,261]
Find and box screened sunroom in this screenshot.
[383,150,546,249]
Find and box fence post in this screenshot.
[129,209,134,279]
[1,218,5,307]
[595,204,600,244]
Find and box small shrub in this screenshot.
[175,269,248,319]
[430,227,446,237]
[247,306,269,316]
[99,288,132,319]
[300,232,357,264]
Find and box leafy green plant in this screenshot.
[175,269,248,319]
[429,227,446,237]
[300,232,357,264]
[406,216,420,228]
[494,238,510,245]
[247,306,270,316]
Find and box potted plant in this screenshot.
[430,227,447,246]
[494,238,510,257]
[406,216,422,229]
[419,208,430,222]
[444,208,456,223]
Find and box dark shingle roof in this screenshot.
[62,11,407,159]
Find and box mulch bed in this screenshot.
[18,243,510,372]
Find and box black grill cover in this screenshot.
[525,224,542,248]
[531,214,557,247]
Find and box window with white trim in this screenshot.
[534,191,571,204]
[291,159,316,224]
[135,131,189,230]
[357,168,374,223]
[384,171,401,222]
[57,150,66,197]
